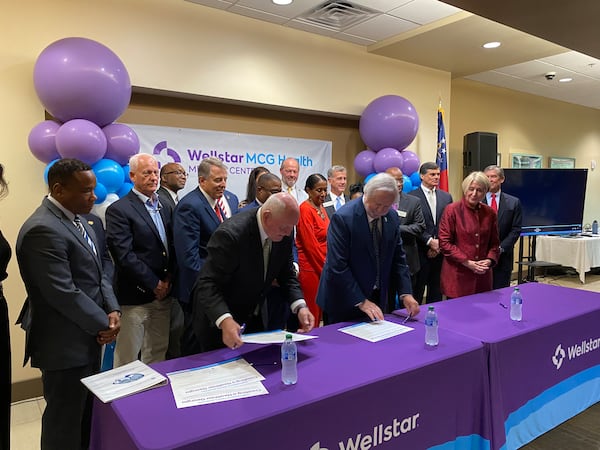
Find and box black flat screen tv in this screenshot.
[502,168,588,236]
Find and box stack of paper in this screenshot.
[167,357,269,409]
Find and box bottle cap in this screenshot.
[285,333,293,339]
[428,306,434,311]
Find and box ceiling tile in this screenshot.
[185,0,233,9]
[234,0,324,19]
[388,0,461,24]
[229,5,289,24]
[345,14,418,41]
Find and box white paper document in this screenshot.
[338,320,413,342]
[167,357,268,408]
[81,359,168,403]
[241,329,318,344]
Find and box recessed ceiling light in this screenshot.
[559,78,573,83]
[483,42,501,49]
[272,0,293,5]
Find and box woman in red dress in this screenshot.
[439,171,500,298]
[296,173,329,325]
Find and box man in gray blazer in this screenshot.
[16,158,120,450]
[385,167,426,280]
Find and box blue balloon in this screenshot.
[92,158,124,193]
[122,164,131,183]
[409,171,421,188]
[94,182,107,204]
[364,172,377,184]
[43,159,60,185]
[402,176,413,193]
[117,182,133,198]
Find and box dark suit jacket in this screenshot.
[106,191,175,306]
[409,187,453,250]
[190,208,302,350]
[324,193,350,219]
[173,188,239,304]
[156,186,177,213]
[82,213,114,282]
[16,198,119,370]
[395,194,426,275]
[316,198,412,324]
[485,192,522,272]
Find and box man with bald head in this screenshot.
[189,193,315,352]
[157,162,187,211]
[242,173,282,209]
[280,157,308,203]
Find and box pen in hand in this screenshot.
[402,313,412,324]
[238,323,246,336]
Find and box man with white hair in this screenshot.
[317,173,420,324]
[188,193,315,352]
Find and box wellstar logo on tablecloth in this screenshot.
[310,413,420,450]
[552,337,600,370]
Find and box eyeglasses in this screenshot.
[164,171,187,177]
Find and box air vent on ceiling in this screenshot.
[296,1,380,32]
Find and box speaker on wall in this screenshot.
[463,132,498,178]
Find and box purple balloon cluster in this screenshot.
[28,37,138,206]
[354,95,422,192]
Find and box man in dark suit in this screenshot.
[156,162,187,359]
[189,193,314,352]
[241,173,282,210]
[323,165,349,219]
[316,173,420,324]
[385,167,425,310]
[173,157,239,310]
[16,158,120,450]
[106,153,175,367]
[409,162,453,304]
[82,212,114,281]
[484,165,523,289]
[157,162,187,211]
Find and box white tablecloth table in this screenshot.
[535,235,600,283]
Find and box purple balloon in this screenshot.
[359,95,419,152]
[373,147,404,173]
[55,119,107,165]
[33,37,131,127]
[103,123,140,165]
[28,120,61,163]
[354,150,376,177]
[401,150,421,175]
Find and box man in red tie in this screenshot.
[172,157,239,354]
[484,165,523,289]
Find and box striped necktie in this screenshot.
[216,197,227,220]
[74,216,97,255]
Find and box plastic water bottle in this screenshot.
[281,333,297,385]
[424,306,439,346]
[510,287,523,321]
[593,220,598,235]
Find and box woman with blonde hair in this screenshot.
[438,171,500,298]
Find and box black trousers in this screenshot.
[41,361,98,450]
[0,292,10,450]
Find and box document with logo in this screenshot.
[167,357,268,408]
[338,320,413,342]
[241,329,318,344]
[81,359,168,403]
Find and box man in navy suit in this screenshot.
[173,157,238,354]
[323,165,349,219]
[316,173,420,324]
[17,159,120,450]
[484,165,523,289]
[409,162,453,304]
[190,193,314,352]
[106,153,175,367]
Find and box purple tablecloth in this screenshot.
[90,317,491,450]
[399,283,600,450]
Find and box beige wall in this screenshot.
[450,78,600,224]
[1,0,449,387]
